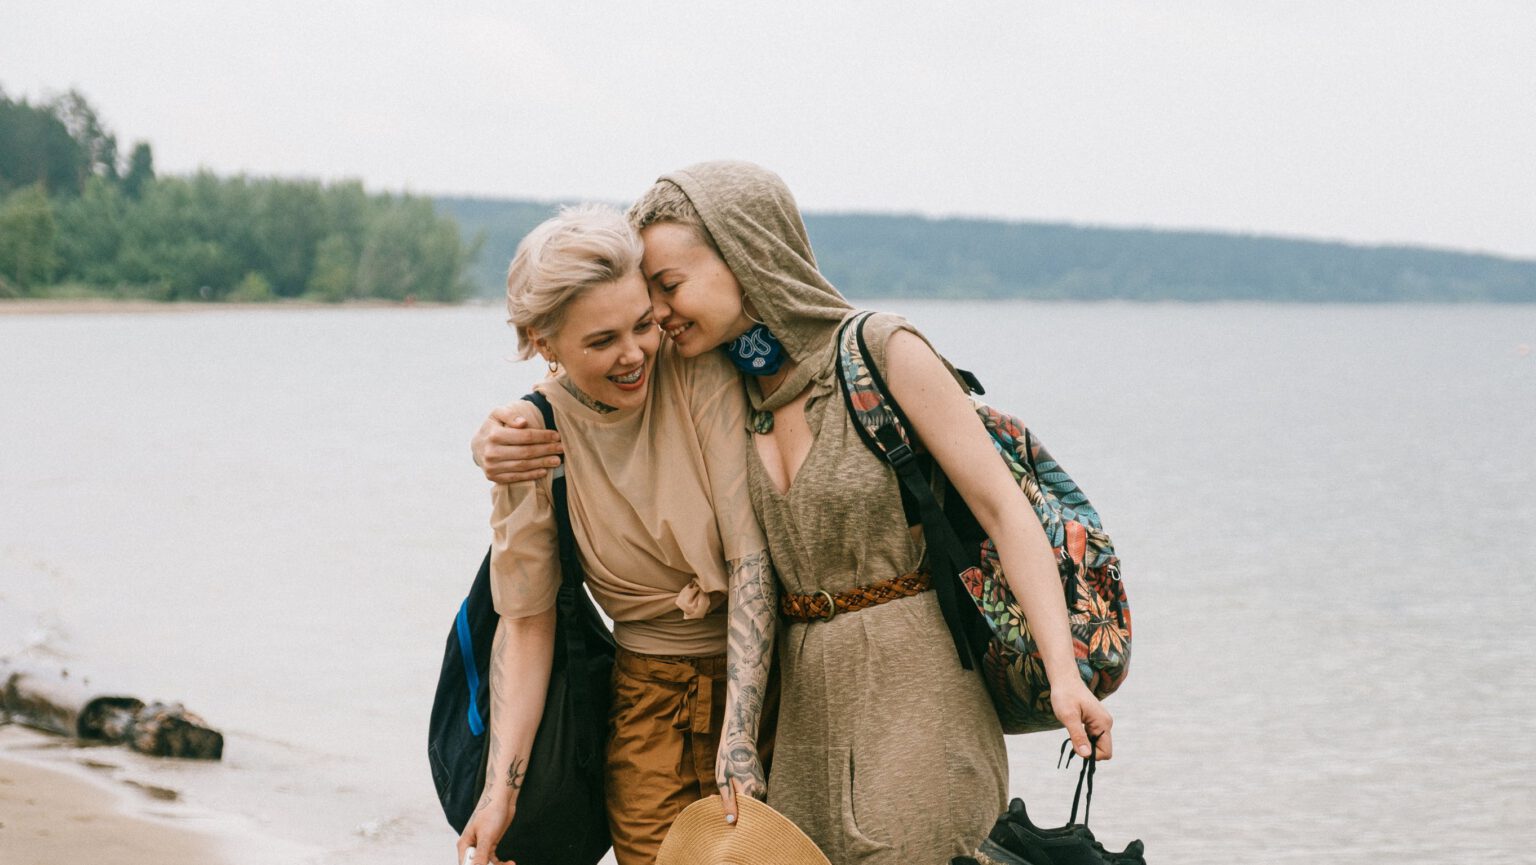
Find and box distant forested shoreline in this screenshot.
[5,84,1533,304]
[1,87,475,302]
[438,197,1536,303]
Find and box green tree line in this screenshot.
[8,83,1530,304]
[437,203,1536,304]
[1,85,475,302]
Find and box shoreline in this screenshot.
[0,297,479,316]
[0,726,231,864]
[6,296,1531,318]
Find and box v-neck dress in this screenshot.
[747,313,1007,865]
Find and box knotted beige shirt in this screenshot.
[489,342,765,657]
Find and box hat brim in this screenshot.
[657,794,831,865]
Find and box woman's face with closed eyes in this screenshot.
[638,222,754,358]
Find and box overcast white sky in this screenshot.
[5,1,1534,258]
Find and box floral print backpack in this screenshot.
[834,312,1132,734]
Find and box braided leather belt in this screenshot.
[779,569,931,622]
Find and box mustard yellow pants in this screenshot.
[604,649,726,865]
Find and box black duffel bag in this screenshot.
[427,392,614,865]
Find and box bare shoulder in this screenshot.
[860,312,935,372]
[885,328,938,361]
[884,329,951,395]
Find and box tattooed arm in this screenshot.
[456,608,556,865]
[716,550,776,823]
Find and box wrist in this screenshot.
[1044,657,1084,686]
[484,786,515,806]
[721,731,758,749]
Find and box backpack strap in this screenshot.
[525,391,602,770]
[833,313,982,671]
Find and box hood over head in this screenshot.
[659,161,853,410]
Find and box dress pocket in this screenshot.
[841,746,896,858]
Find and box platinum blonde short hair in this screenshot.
[505,204,644,360]
[626,180,722,256]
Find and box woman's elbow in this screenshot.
[969,490,1048,548]
[500,605,558,639]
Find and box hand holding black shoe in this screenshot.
[984,798,1145,864]
[975,735,1145,865]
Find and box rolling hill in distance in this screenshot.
[436,195,1536,303]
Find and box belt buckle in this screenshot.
[815,590,837,622]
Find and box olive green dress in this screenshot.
[664,160,1008,865]
[747,313,1007,865]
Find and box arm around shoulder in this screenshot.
[472,397,564,485]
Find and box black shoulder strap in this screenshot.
[524,391,602,767]
[525,393,579,594]
[832,316,982,671]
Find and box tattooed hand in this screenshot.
[457,793,515,865]
[716,735,767,820]
[457,757,525,864]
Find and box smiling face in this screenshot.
[639,222,755,358]
[532,270,660,411]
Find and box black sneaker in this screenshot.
[979,809,1112,865]
[979,733,1146,865]
[994,798,1145,864]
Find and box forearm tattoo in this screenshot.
[477,617,530,811]
[719,550,775,797]
[483,620,509,793]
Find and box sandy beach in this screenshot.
[0,726,229,865]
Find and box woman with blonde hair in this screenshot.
[474,163,1114,865]
[456,203,775,865]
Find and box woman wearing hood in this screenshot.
[474,162,1113,864]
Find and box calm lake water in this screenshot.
[2,301,1534,864]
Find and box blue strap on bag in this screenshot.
[427,392,615,864]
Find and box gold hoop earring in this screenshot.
[743,300,767,327]
[547,358,559,373]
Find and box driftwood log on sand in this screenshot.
[0,662,223,760]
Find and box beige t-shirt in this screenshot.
[489,342,766,657]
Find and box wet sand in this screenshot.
[0,742,229,864]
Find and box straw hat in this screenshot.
[657,795,831,865]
